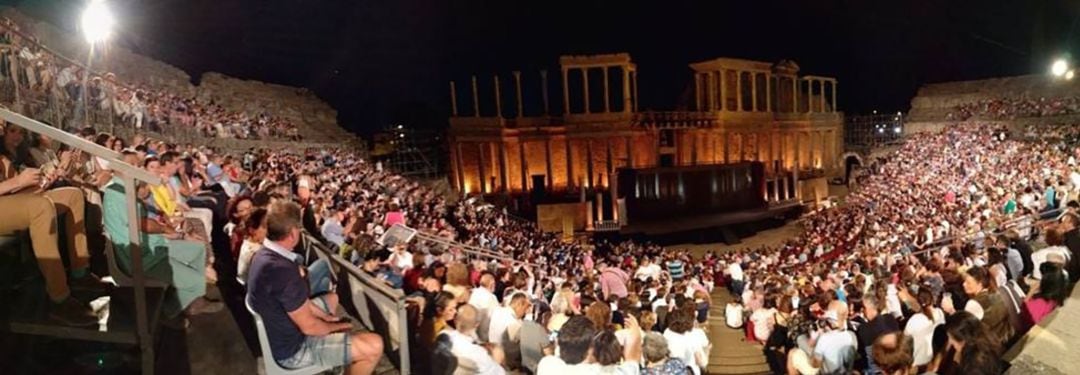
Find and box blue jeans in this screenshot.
[308,259,332,296]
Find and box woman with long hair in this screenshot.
[904,288,945,368]
[960,266,1013,346]
[420,291,458,345]
[944,311,1003,374]
[1022,262,1068,327]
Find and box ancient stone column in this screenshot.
[723,132,730,163]
[751,72,758,112]
[493,75,503,118]
[541,70,550,115]
[450,81,458,116]
[513,71,523,118]
[582,68,590,114]
[606,139,614,174]
[477,142,487,193]
[791,77,797,113]
[499,142,508,191]
[455,141,466,191]
[602,66,610,113]
[690,130,698,164]
[471,75,480,117]
[695,73,703,111]
[546,139,554,188]
[632,70,639,112]
[819,81,826,114]
[736,71,743,111]
[765,74,772,112]
[623,67,632,113]
[586,140,594,188]
[566,138,574,189]
[519,141,528,192]
[719,69,726,112]
[562,68,570,115]
[831,80,837,113]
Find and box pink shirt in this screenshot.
[599,267,630,299]
[1023,298,1058,326]
[384,211,405,227]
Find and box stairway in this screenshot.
[706,288,771,375]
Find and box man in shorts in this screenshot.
[247,201,383,374]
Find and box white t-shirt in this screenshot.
[469,287,500,312]
[728,263,744,282]
[750,308,775,342]
[389,250,414,272]
[444,330,506,375]
[664,329,709,375]
[725,303,744,328]
[237,239,261,285]
[634,263,662,281]
[536,356,639,375]
[903,309,944,366]
[1031,246,1071,279]
[487,306,522,345]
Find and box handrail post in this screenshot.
[397,300,410,374]
[122,174,154,375]
[11,49,18,107]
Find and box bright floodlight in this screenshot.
[81,0,114,44]
[1068,70,1076,80]
[1052,59,1069,77]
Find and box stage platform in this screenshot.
[619,200,803,236]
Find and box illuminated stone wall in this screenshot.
[448,54,844,195]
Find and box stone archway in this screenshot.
[840,152,864,183]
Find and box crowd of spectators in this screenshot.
[3,102,1079,375]
[1,114,721,374]
[947,95,1080,121]
[719,122,1077,375]
[0,17,301,140]
[0,15,1076,374]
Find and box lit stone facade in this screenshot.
[449,54,843,195]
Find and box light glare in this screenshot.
[81,0,114,44]
[1052,59,1068,77]
[1068,70,1076,80]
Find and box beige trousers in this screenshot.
[0,187,89,301]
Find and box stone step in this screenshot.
[705,362,772,375]
[706,289,769,375]
[709,349,765,359]
[707,355,767,366]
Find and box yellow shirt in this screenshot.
[150,184,177,216]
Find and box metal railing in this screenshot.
[907,206,1067,258]
[594,220,621,232]
[302,234,410,374]
[297,223,535,374]
[0,21,308,142]
[633,111,717,128]
[0,108,162,374]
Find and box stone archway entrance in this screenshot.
[840,152,863,183]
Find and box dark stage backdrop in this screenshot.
[617,162,766,222]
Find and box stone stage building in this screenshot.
[448,53,843,205]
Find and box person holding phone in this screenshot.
[0,123,98,326]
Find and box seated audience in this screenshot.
[246,201,383,374]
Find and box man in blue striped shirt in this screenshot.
[666,257,685,281]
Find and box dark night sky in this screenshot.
[11,0,1080,137]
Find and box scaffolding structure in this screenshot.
[845,112,905,147]
[374,124,440,179]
